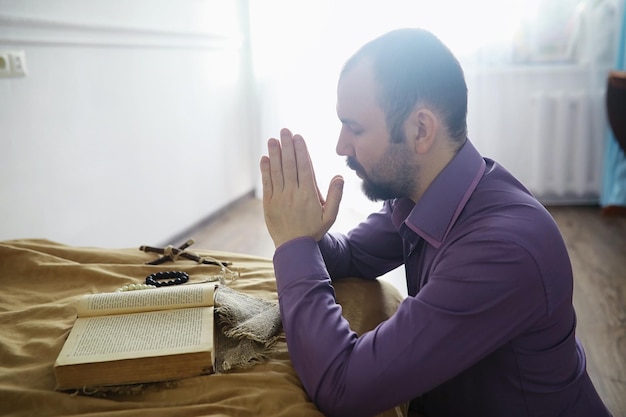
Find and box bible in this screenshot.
[54,283,216,390]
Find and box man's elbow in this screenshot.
[313,386,384,417]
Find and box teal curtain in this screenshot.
[601,2,626,208]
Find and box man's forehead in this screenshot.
[337,60,380,115]
[338,59,376,93]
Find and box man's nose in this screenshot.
[336,127,354,157]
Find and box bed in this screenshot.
[0,239,408,417]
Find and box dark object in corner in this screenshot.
[602,71,626,217]
[606,70,626,155]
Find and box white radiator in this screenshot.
[529,89,606,204]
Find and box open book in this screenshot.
[54,283,216,390]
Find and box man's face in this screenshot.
[336,61,418,202]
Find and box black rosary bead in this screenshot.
[145,271,189,287]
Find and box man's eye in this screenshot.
[350,126,363,135]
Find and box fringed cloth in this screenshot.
[214,286,282,373]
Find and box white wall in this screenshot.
[250,0,620,211]
[0,0,260,247]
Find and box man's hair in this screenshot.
[341,28,468,146]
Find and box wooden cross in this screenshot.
[139,239,231,266]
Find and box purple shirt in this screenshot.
[273,140,611,417]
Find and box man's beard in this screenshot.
[346,143,418,202]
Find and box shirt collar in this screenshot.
[392,139,486,249]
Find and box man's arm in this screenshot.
[318,203,405,280]
[274,236,547,417]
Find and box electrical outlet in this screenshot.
[0,50,27,78]
[10,51,27,76]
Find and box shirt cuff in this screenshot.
[273,236,330,295]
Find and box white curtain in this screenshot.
[249,0,622,222]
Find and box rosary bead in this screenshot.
[145,271,189,287]
[115,283,157,292]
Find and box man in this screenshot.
[259,28,611,417]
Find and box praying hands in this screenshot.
[259,128,344,248]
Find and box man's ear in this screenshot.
[407,108,439,154]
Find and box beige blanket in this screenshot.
[0,239,407,417]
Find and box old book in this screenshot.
[54,283,216,390]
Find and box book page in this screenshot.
[76,284,216,317]
[55,306,214,366]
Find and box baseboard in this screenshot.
[161,189,256,247]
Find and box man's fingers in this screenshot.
[260,155,272,201]
[292,134,314,190]
[311,153,326,204]
[267,138,284,192]
[323,175,344,227]
[261,128,344,245]
[280,128,298,188]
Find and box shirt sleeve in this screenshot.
[273,235,548,417]
[318,201,404,279]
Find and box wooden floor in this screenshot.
[549,206,626,417]
[178,197,626,416]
